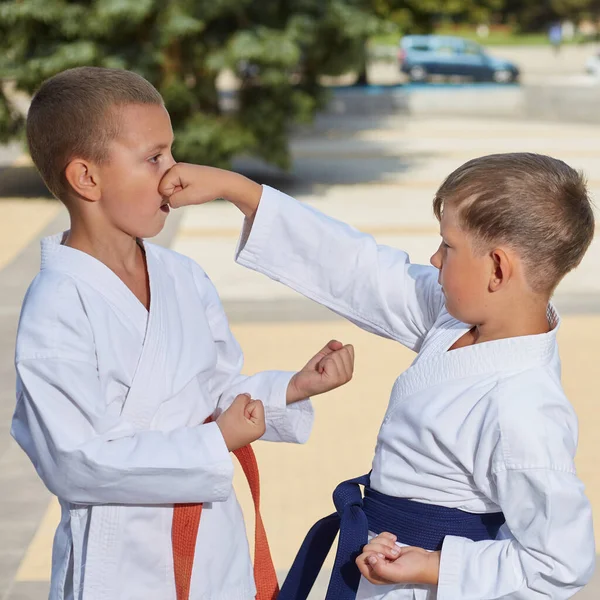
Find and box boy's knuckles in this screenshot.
[365,543,393,554]
[376,537,396,547]
[233,393,251,405]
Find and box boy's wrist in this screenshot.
[286,373,304,405]
[425,550,441,585]
[221,172,262,219]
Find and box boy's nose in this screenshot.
[165,153,176,170]
[430,250,441,269]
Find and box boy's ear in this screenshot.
[64,159,101,202]
[489,248,513,292]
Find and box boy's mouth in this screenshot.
[160,199,170,214]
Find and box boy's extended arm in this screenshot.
[159,164,261,219]
[159,165,444,352]
[234,184,445,352]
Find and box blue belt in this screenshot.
[278,474,505,600]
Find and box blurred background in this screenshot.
[1,1,599,599]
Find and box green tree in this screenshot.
[500,0,600,32]
[374,0,503,34]
[0,0,380,170]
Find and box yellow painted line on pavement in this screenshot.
[15,497,59,582]
[0,199,60,269]
[0,153,60,270]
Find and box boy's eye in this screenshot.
[149,154,161,164]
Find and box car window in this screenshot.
[436,41,459,55]
[463,41,483,55]
[407,40,431,51]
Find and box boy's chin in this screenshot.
[144,222,167,239]
[444,300,467,324]
[133,217,168,240]
[445,303,480,328]
[444,301,457,320]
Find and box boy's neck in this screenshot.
[474,299,551,345]
[65,214,143,275]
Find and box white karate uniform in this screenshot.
[12,234,314,600]
[236,186,596,600]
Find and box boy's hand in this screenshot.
[216,393,266,452]
[286,340,354,404]
[158,164,262,218]
[356,533,440,586]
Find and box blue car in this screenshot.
[399,35,520,83]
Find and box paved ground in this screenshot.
[1,111,600,599]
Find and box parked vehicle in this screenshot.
[399,35,520,83]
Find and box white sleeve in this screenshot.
[236,185,445,352]
[193,265,314,444]
[437,377,595,599]
[12,358,234,506]
[438,469,595,599]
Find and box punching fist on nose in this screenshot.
[158,163,262,217]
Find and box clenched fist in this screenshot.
[216,393,266,452]
[287,340,355,404]
[158,163,262,218]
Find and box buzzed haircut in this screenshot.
[433,153,595,295]
[26,66,164,202]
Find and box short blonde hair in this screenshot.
[27,66,164,202]
[433,153,595,295]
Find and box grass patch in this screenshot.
[371,26,593,47]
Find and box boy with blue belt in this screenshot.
[159,153,596,599]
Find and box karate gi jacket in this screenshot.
[13,234,314,600]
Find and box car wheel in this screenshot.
[409,65,428,82]
[493,69,514,83]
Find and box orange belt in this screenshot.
[172,438,279,600]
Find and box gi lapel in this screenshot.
[120,243,170,429]
[40,233,148,336]
[393,306,559,401]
